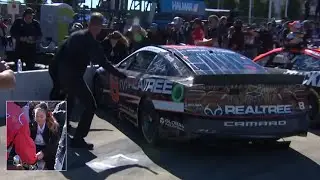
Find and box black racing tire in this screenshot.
[139,99,162,146]
[93,74,104,107]
[308,92,320,127]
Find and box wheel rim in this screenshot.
[141,112,157,143]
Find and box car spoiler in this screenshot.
[193,74,305,85]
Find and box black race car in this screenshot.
[93,45,310,145]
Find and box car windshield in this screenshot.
[178,49,267,75]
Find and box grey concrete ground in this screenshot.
[0,111,320,180]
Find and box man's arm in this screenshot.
[0,70,15,89]
[91,43,127,78]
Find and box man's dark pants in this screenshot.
[58,68,97,140]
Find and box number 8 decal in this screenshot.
[298,102,305,110]
[110,75,119,103]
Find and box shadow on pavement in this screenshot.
[89,128,113,132]
[60,110,154,180]
[95,109,320,180]
[310,129,320,136]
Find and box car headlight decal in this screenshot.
[172,84,184,102]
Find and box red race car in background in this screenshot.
[254,47,320,127]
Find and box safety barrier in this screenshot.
[0,66,98,118]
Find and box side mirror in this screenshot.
[13,155,21,165]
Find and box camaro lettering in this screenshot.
[138,79,173,94]
[204,105,292,115]
[224,121,287,127]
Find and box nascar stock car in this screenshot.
[93,45,310,145]
[254,47,320,126]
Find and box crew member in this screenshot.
[7,101,38,170]
[229,19,245,53]
[49,12,126,149]
[10,8,42,70]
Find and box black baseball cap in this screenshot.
[23,7,35,16]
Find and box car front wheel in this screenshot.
[139,99,162,145]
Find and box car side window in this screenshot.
[118,54,136,69]
[292,54,320,71]
[255,56,270,66]
[265,52,295,69]
[146,55,180,76]
[127,51,157,72]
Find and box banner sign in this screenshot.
[7,2,19,15]
[160,0,206,15]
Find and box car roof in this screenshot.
[160,45,236,53]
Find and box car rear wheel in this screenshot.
[139,99,161,145]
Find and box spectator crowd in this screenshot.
[0,6,319,70]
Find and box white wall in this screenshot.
[0,67,97,118]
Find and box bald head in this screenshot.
[88,12,104,39]
[89,12,104,26]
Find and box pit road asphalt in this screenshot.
[0,110,320,180]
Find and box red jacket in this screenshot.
[7,102,37,165]
[192,28,205,44]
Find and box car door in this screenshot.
[115,50,158,123]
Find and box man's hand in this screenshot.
[0,61,9,72]
[36,151,44,160]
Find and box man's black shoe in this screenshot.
[70,138,94,150]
